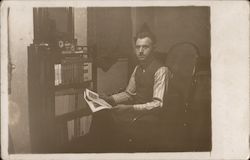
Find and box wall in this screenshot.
[155,7,210,58]
[132,7,210,58]
[97,58,128,95]
[74,8,87,46]
[8,6,33,153]
[74,7,130,95]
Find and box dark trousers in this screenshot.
[64,109,160,153]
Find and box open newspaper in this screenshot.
[83,89,112,112]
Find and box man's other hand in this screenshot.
[112,104,133,113]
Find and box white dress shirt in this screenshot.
[111,65,171,111]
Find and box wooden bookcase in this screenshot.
[28,44,95,153]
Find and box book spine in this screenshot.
[83,63,87,82]
[71,63,73,84]
[66,63,69,84]
[61,62,64,85]
[54,64,57,85]
[59,64,62,85]
[55,64,58,86]
[76,62,81,83]
[83,62,92,81]
[74,63,77,83]
[67,120,74,141]
[88,63,92,81]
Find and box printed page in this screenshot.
[83,91,111,112]
[85,89,112,108]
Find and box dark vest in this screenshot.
[134,59,164,104]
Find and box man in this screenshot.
[91,24,171,151]
[107,24,169,113]
[67,24,170,152]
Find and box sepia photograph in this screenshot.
[1,0,249,160]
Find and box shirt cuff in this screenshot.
[133,100,163,111]
[133,104,148,111]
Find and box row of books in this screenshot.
[57,115,92,143]
[54,58,92,86]
[55,93,92,142]
[67,116,92,141]
[55,93,87,116]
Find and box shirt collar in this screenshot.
[139,55,155,70]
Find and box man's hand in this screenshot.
[99,94,116,106]
[112,104,133,113]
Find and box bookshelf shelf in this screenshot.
[54,81,91,91]
[52,52,89,61]
[28,44,95,153]
[55,107,91,123]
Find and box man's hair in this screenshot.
[134,23,156,44]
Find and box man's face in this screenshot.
[135,37,154,61]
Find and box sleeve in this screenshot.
[133,66,171,111]
[111,66,138,104]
